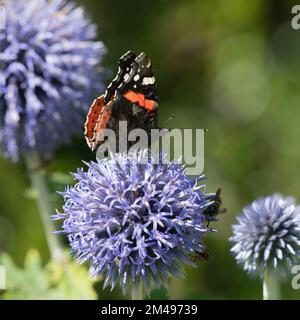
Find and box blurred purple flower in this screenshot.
[53,151,217,295]
[0,0,106,161]
[230,194,300,276]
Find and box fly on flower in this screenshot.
[204,188,227,227]
[189,250,210,263]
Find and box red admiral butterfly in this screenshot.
[84,51,158,152]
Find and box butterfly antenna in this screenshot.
[163,115,174,127]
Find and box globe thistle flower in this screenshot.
[230,194,300,277]
[53,151,218,295]
[0,0,106,161]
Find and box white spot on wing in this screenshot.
[142,77,149,85]
[142,77,156,85]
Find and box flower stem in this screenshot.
[24,151,65,263]
[132,282,144,300]
[263,270,280,300]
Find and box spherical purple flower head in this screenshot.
[0,0,106,161]
[53,151,217,295]
[230,194,300,277]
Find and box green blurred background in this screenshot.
[1,0,300,299]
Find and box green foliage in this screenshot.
[0,249,97,300]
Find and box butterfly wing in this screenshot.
[84,95,106,149]
[104,51,137,104]
[85,51,159,153]
[91,102,113,152]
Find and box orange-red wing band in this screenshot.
[123,90,156,111]
[123,90,139,104]
[144,99,156,111]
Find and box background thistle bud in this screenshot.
[0,0,106,161]
[230,194,300,277]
